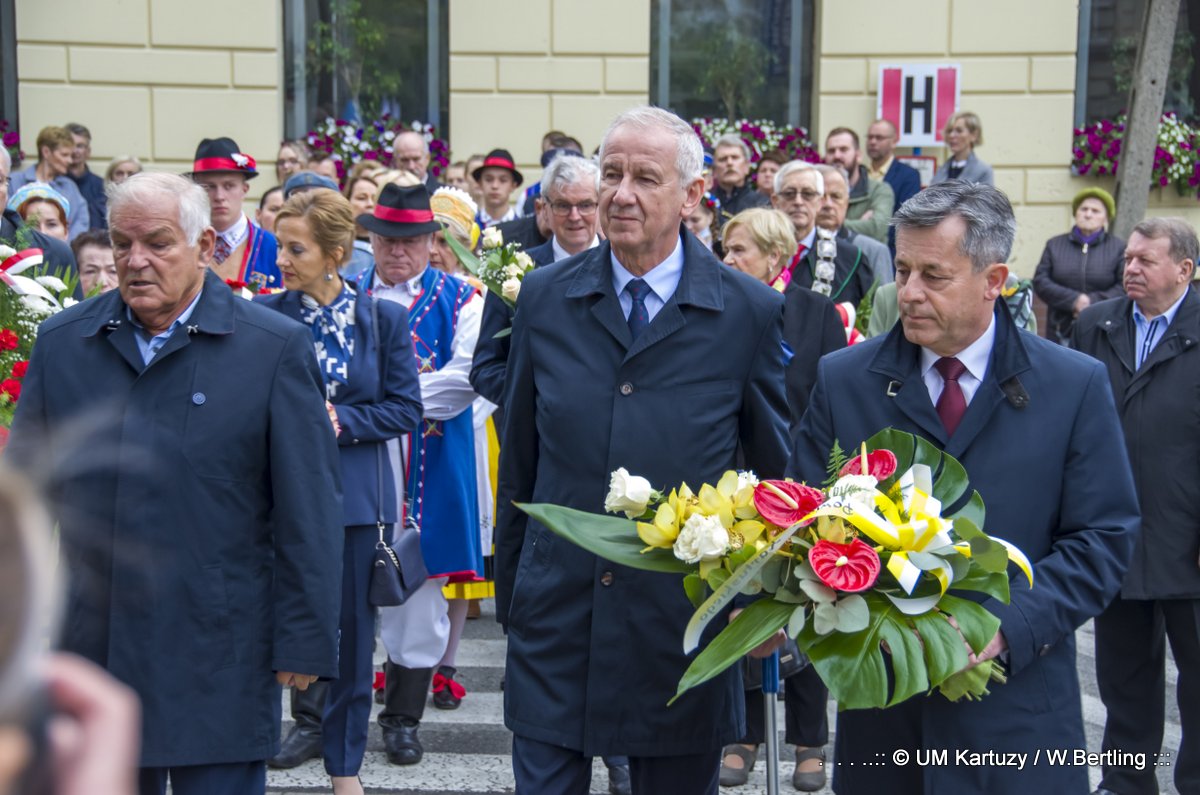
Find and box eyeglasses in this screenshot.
[549,200,598,217]
[777,189,821,202]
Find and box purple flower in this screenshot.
[1097,165,1107,175]
[1079,163,1091,175]
[1160,175,1170,186]
[2,131,17,147]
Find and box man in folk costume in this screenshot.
[357,183,486,766]
[189,137,281,290]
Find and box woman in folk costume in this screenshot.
[188,136,281,290]
[255,190,423,795]
[356,184,486,762]
[429,185,500,679]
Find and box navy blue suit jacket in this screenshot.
[789,304,1138,790]
[495,231,789,756]
[256,288,423,526]
[882,159,921,211]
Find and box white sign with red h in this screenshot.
[877,64,961,148]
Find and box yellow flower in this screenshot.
[636,502,680,550]
[698,483,735,528]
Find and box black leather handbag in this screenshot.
[366,294,428,607]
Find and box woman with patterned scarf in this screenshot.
[256,189,423,795]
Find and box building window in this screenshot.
[283,0,449,138]
[1,0,17,135]
[650,0,814,128]
[1077,0,1200,125]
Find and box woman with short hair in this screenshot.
[931,111,994,186]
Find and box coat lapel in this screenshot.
[868,328,947,444]
[565,244,633,350]
[624,233,723,362]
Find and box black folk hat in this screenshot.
[357,183,442,238]
[472,148,524,186]
[190,137,258,179]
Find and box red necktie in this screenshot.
[934,357,968,436]
[787,242,809,274]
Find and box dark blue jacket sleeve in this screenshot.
[334,299,423,443]
[469,289,516,406]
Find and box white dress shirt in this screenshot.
[551,234,600,263]
[216,213,250,250]
[920,314,996,407]
[611,235,685,323]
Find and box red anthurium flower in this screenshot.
[0,329,18,351]
[225,279,249,291]
[11,361,28,379]
[808,539,881,592]
[0,378,21,402]
[753,480,824,527]
[839,449,898,481]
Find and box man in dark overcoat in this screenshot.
[1073,216,1200,795]
[494,105,790,795]
[790,181,1139,794]
[6,172,343,795]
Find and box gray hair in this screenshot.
[108,172,211,246]
[599,105,704,185]
[892,181,1015,271]
[0,145,10,173]
[1131,217,1199,265]
[813,163,849,191]
[774,161,824,196]
[714,133,751,161]
[541,154,600,200]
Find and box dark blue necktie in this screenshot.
[626,278,651,339]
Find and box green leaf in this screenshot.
[951,568,1011,603]
[758,556,784,593]
[863,428,915,491]
[813,602,838,634]
[707,568,731,591]
[950,490,986,528]
[834,594,869,633]
[787,605,807,637]
[938,659,997,702]
[442,225,483,277]
[936,595,1001,655]
[909,611,970,687]
[683,573,705,609]
[876,613,929,704]
[670,598,794,704]
[516,503,691,574]
[799,579,836,603]
[932,453,969,508]
[906,550,950,571]
[968,536,1010,573]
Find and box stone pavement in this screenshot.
[267,601,1181,794]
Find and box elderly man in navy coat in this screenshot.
[495,105,790,795]
[790,181,1139,794]
[7,172,343,795]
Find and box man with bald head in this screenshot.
[392,130,442,193]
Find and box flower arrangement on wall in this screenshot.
[691,117,821,164]
[1072,112,1200,198]
[1,120,23,167]
[305,117,450,186]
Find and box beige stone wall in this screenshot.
[14,0,282,201]
[816,0,1200,274]
[447,0,650,190]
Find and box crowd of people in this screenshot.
[0,99,1195,795]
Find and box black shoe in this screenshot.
[382,721,423,766]
[607,762,632,795]
[432,665,463,710]
[267,725,322,769]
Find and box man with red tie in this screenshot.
[189,137,281,291]
[789,181,1139,794]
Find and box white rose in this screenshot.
[514,251,534,271]
[21,296,55,315]
[62,297,78,308]
[737,471,759,491]
[604,467,654,518]
[0,245,16,261]
[673,513,730,564]
[482,226,503,250]
[501,277,522,303]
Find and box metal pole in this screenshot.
[762,652,781,795]
[1074,0,1093,129]
[655,0,671,108]
[787,0,804,127]
[426,0,440,128]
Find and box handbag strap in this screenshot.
[370,294,387,535]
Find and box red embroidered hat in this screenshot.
[471,148,524,187]
[189,137,258,179]
[358,183,441,238]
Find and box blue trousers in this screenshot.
[512,734,719,795]
[138,761,265,795]
[323,523,380,776]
